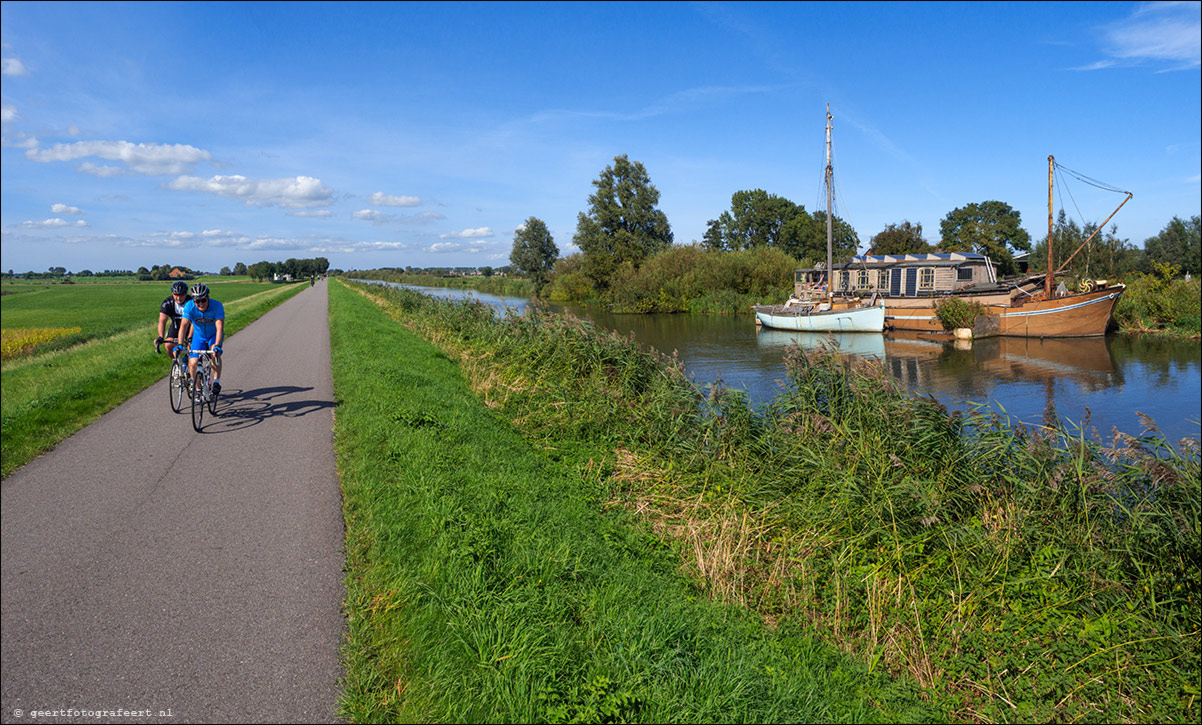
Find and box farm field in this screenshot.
[1,281,307,477]
[1,279,287,348]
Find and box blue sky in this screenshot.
[2,1,1199,274]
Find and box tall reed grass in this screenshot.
[351,280,1200,723]
[331,281,930,723]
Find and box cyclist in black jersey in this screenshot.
[155,280,192,359]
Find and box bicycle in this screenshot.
[160,337,189,413]
[189,349,221,431]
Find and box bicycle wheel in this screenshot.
[169,357,186,413]
[191,371,206,431]
[207,375,219,416]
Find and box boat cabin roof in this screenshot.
[797,252,991,273]
[850,252,988,264]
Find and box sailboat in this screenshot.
[753,105,885,333]
[789,155,1128,337]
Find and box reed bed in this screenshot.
[331,281,929,723]
[349,280,1200,723]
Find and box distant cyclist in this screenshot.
[155,280,191,358]
[177,283,226,395]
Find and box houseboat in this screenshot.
[791,252,1124,337]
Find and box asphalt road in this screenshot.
[2,280,345,724]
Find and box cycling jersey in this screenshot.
[181,298,225,340]
[160,294,192,322]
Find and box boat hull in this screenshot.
[883,285,1125,337]
[754,303,885,332]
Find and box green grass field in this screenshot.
[1,279,289,350]
[1,281,307,477]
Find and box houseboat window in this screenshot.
[919,267,936,290]
[957,266,973,281]
[839,271,850,292]
[856,269,870,289]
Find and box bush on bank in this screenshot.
[348,280,1200,723]
[547,245,797,314]
[1114,264,1202,336]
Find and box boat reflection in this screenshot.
[755,328,886,358]
[880,331,1119,390]
[758,327,1122,429]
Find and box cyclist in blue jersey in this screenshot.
[178,283,226,395]
[155,280,191,358]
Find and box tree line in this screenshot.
[509,154,1201,298]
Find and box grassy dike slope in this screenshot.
[329,280,933,723]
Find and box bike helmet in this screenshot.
[171,280,188,295]
[189,283,210,300]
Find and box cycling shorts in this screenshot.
[189,331,219,359]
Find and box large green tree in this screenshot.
[1029,210,1142,279]
[868,221,930,256]
[703,189,854,266]
[712,189,803,250]
[939,201,1031,275]
[1144,215,1201,275]
[809,211,860,265]
[509,216,559,296]
[573,155,673,288]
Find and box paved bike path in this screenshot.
[1,280,344,723]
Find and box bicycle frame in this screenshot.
[189,349,221,431]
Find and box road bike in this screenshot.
[162,337,189,413]
[190,349,221,431]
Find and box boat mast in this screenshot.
[1047,154,1054,298]
[825,104,834,301]
[1045,154,1133,294]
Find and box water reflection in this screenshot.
[755,328,886,358]
[358,281,1200,442]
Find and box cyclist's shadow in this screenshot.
[195,385,335,433]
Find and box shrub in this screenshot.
[933,297,984,330]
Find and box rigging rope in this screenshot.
[1053,161,1129,194]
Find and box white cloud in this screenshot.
[51,203,84,215]
[1,133,39,150]
[352,209,388,222]
[1083,2,1202,70]
[78,162,129,177]
[1,103,16,121]
[354,208,446,225]
[289,209,333,218]
[2,58,28,76]
[440,227,495,239]
[368,192,422,207]
[426,238,491,254]
[165,174,334,208]
[27,140,212,175]
[22,218,88,228]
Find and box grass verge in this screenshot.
[330,279,933,723]
[1,283,306,478]
[339,279,1200,723]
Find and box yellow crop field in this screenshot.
[1,327,83,360]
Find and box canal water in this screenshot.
[366,282,1202,444]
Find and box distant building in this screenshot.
[168,268,187,278]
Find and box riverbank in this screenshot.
[350,259,1202,336]
[328,279,931,722]
[337,278,1199,723]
